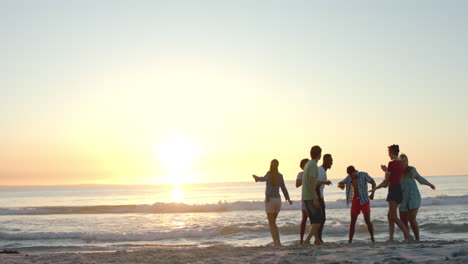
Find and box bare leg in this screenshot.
[387,210,395,242]
[304,224,321,245]
[267,212,281,246]
[349,214,358,243]
[318,207,326,243]
[399,211,410,230]
[408,208,420,241]
[363,213,375,243]
[388,201,411,241]
[300,210,308,244]
[311,224,322,245]
[304,225,313,244]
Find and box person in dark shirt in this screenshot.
[372,144,412,242]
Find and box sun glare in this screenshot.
[171,183,184,203]
[158,135,200,173]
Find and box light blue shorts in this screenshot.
[399,197,421,212]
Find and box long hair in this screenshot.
[269,159,279,186]
[400,153,414,178]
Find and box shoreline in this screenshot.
[2,240,468,264]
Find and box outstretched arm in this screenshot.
[374,180,387,190]
[252,174,266,182]
[317,180,332,187]
[369,180,387,198]
[413,168,435,190]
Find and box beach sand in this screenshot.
[2,240,467,264]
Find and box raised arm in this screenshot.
[381,164,391,183]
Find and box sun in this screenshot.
[157,135,200,173]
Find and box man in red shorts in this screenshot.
[338,166,376,243]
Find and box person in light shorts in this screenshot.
[398,153,436,241]
[265,197,282,213]
[253,159,293,246]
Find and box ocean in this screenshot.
[1,175,467,253]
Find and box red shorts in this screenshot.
[351,196,370,216]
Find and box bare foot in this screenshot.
[385,239,394,243]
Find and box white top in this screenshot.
[317,166,327,198]
[296,171,303,180]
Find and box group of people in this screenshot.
[252,144,436,246]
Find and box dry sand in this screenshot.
[2,240,468,264]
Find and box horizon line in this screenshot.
[0,174,467,187]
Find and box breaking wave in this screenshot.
[0,195,466,215]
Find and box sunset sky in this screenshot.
[1,1,467,185]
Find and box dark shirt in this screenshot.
[255,172,290,202]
